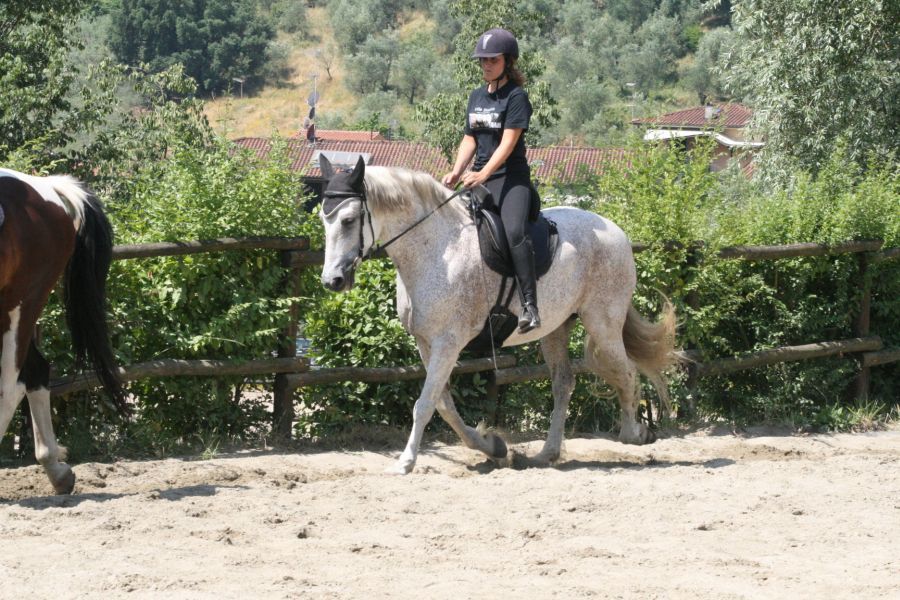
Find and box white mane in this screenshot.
[363,167,453,213]
[0,168,87,227]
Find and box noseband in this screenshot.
[323,183,468,269]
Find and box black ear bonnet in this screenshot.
[321,155,366,216]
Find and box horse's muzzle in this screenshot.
[321,268,356,292]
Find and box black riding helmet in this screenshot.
[472,28,519,59]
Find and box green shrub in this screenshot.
[23,137,320,458]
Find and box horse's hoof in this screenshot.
[52,469,76,495]
[533,450,560,465]
[384,460,414,475]
[513,453,553,469]
[619,423,656,446]
[486,432,508,460]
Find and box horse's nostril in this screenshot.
[330,277,344,291]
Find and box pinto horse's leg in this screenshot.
[0,306,27,441]
[387,337,465,475]
[22,344,75,494]
[534,323,576,464]
[583,311,655,445]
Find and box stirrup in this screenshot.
[518,303,541,333]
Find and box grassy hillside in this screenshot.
[203,5,706,144]
[203,7,360,138]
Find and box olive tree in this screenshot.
[724,0,899,177]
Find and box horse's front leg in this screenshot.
[0,308,27,442]
[387,337,462,475]
[394,337,507,470]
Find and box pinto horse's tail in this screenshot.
[52,180,128,415]
[622,298,678,416]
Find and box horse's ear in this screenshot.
[347,155,366,190]
[319,154,335,181]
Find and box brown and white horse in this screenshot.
[0,168,125,494]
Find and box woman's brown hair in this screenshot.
[506,56,526,86]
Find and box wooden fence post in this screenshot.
[680,242,704,420]
[272,250,303,440]
[850,252,873,403]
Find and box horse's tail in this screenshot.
[56,183,128,415]
[622,298,678,415]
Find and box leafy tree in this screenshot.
[618,10,685,90]
[0,0,111,163]
[684,27,733,103]
[724,0,900,177]
[605,0,660,30]
[352,93,403,137]
[345,33,398,95]
[395,29,438,104]
[270,0,308,36]
[108,0,275,94]
[316,42,339,81]
[326,0,402,54]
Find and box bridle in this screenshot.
[322,182,468,269]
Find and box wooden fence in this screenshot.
[49,236,899,438]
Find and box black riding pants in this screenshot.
[483,171,533,248]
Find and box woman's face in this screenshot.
[479,55,506,82]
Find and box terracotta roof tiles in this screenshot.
[232,138,628,184]
[636,103,753,128]
[297,128,386,142]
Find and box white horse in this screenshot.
[318,156,676,474]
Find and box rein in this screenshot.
[324,185,468,266]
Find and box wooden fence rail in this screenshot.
[50,357,309,396]
[50,235,898,438]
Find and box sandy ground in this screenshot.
[1,427,898,600]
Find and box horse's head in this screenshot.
[319,154,370,292]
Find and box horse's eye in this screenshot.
[341,217,355,227]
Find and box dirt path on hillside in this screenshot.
[2,428,898,599]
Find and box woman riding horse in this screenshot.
[441,28,540,334]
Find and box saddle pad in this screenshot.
[476,209,558,279]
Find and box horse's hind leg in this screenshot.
[23,343,75,494]
[533,322,576,464]
[583,311,655,445]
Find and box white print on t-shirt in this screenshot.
[469,107,502,129]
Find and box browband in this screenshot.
[322,192,363,217]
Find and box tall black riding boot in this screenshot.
[510,237,541,333]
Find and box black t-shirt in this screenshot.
[464,81,532,176]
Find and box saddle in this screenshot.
[461,186,559,355]
[468,185,558,279]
